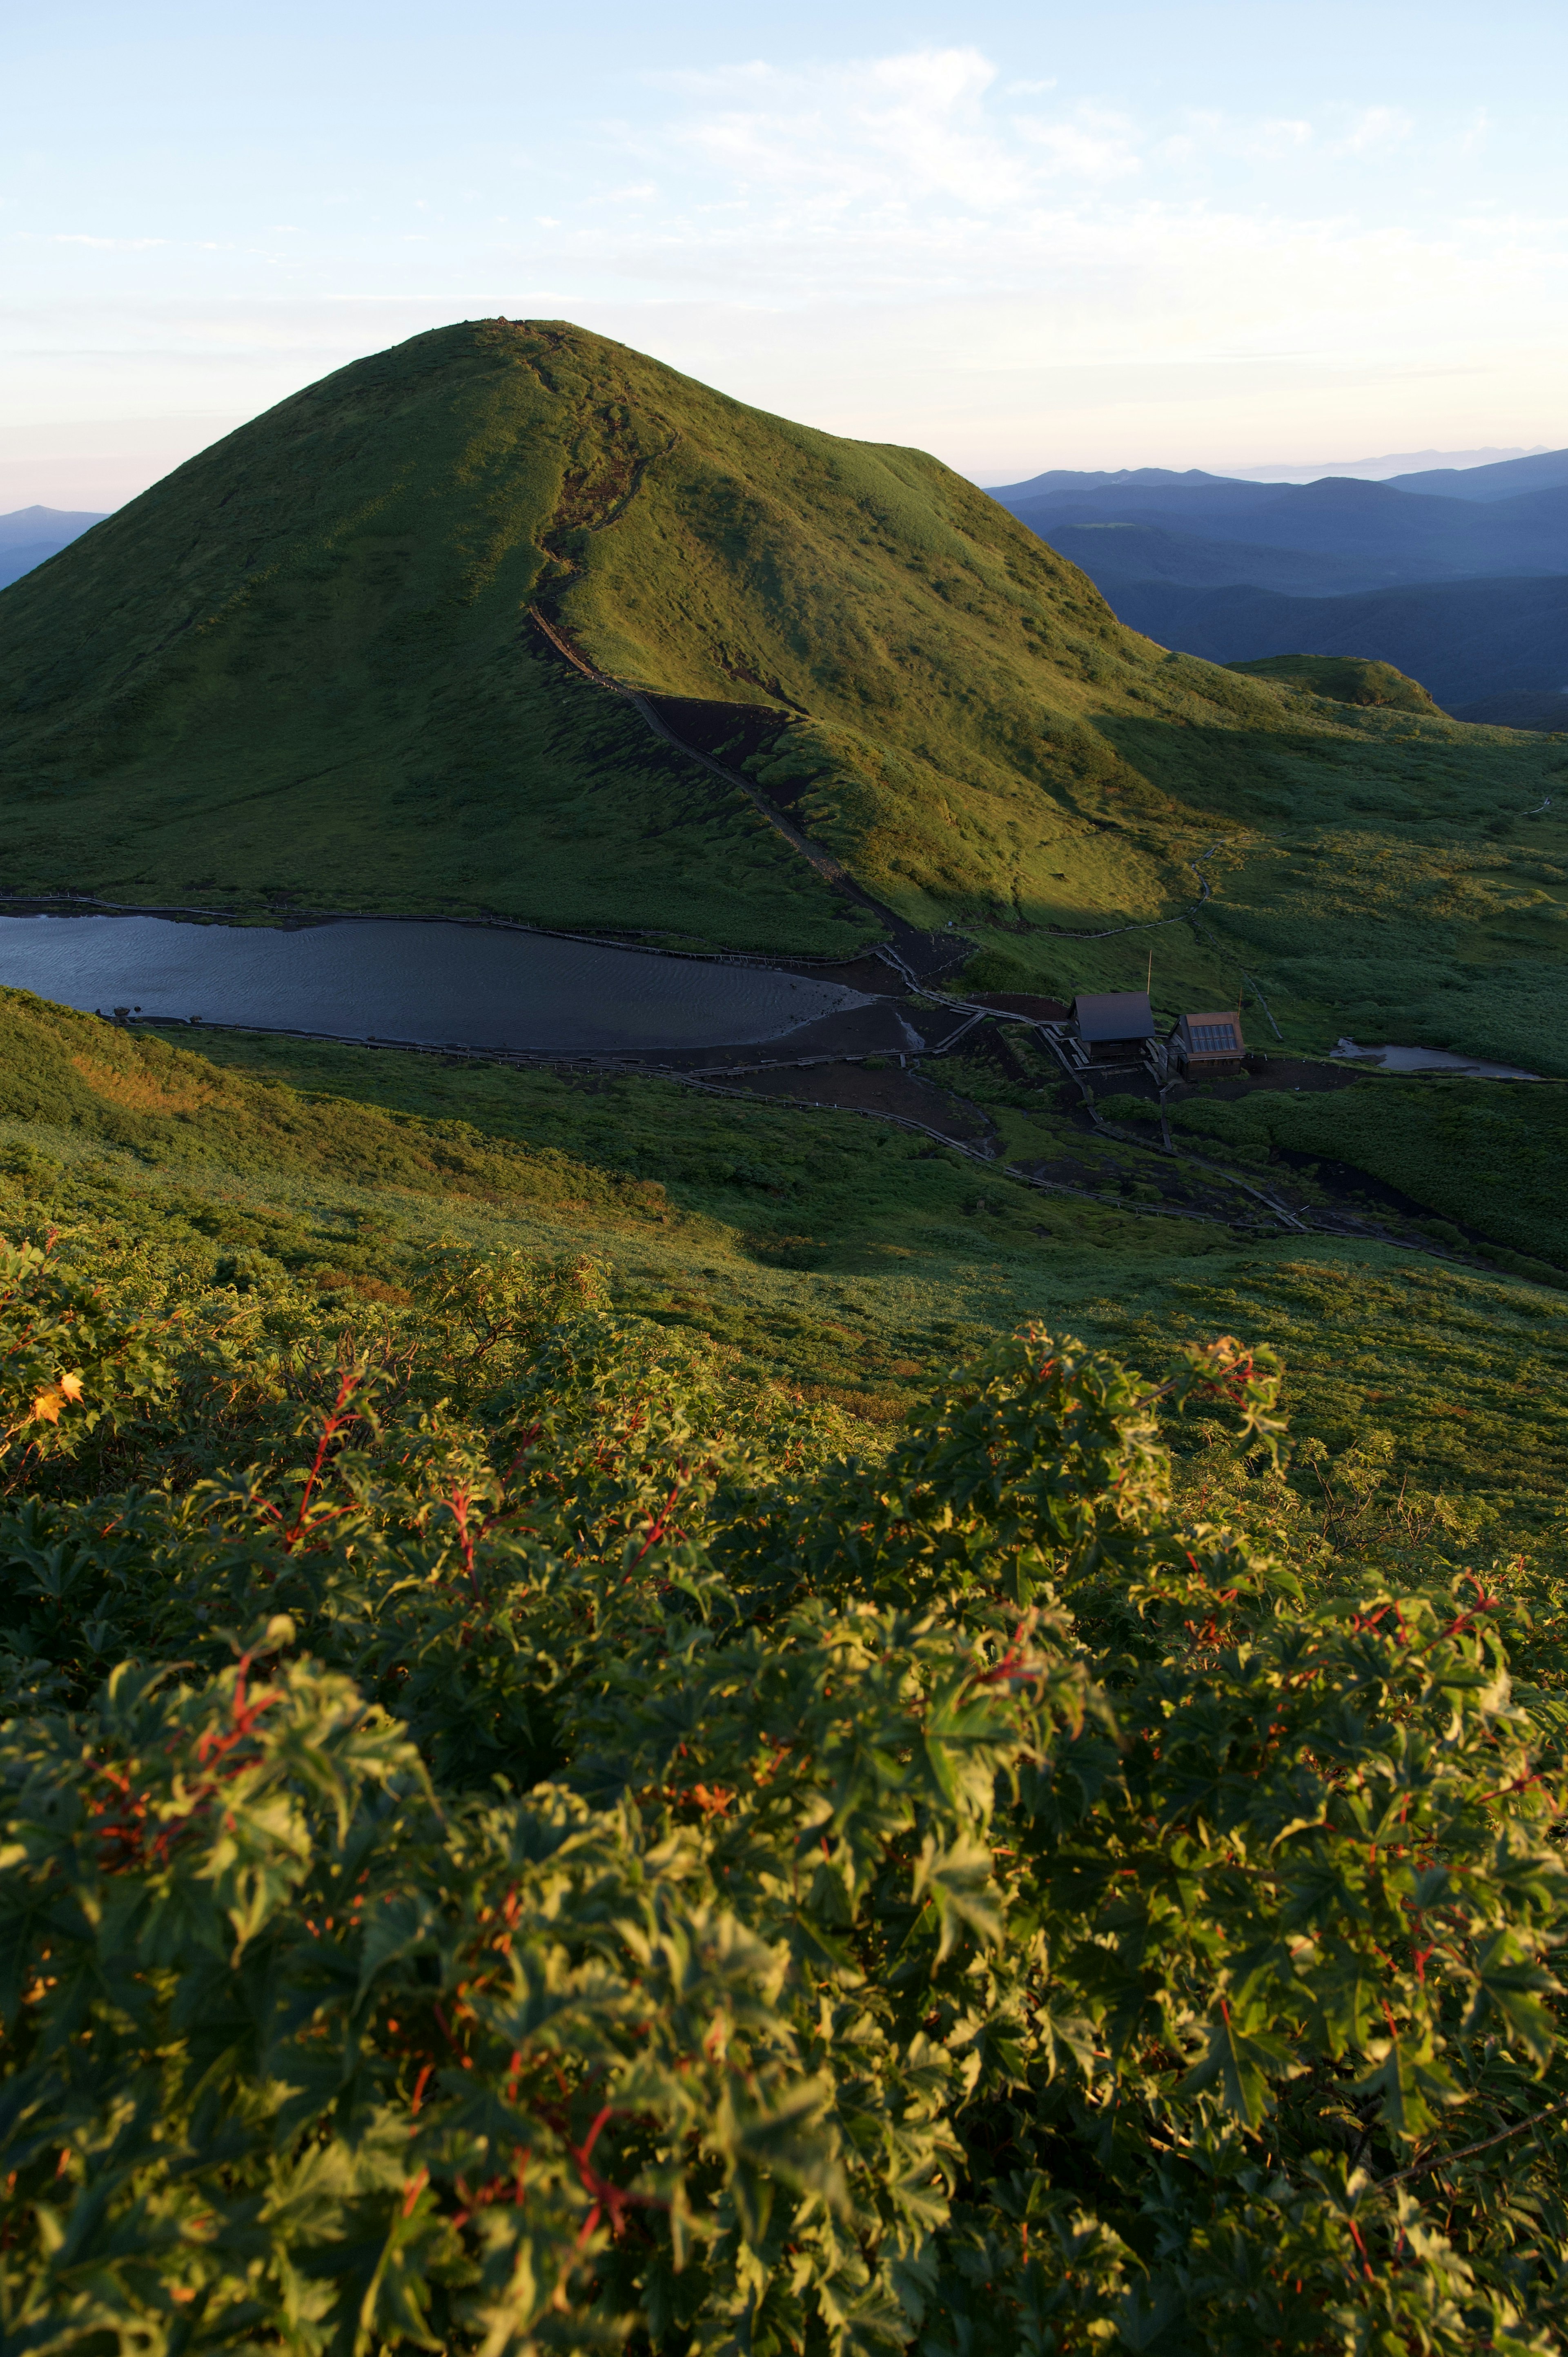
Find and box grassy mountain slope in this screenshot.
[4,983,1566,1526]
[0,319,1564,1061]
[0,334,864,952]
[0,315,1241,939]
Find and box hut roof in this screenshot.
[1177,1010,1244,1055]
[1070,990,1156,1043]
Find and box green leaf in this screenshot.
[1354,2034,1466,2144]
[1177,2002,1298,2128]
[1463,1929,1563,2062]
[909,1834,1006,1962]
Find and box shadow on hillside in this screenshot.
[1092,711,1564,828]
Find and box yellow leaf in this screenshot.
[29,1390,62,1425]
[58,1372,83,1401]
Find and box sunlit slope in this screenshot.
[0,319,1563,1012]
[1225,654,1442,713]
[0,324,859,950]
[0,313,1225,936]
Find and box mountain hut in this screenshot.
[1068,990,1157,1064]
[1170,1009,1246,1075]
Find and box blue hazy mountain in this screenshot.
[0,507,109,592]
[1383,447,1568,501]
[1085,571,1568,718]
[989,459,1568,722]
[992,475,1568,582]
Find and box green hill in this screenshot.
[0,319,1564,1059]
[1225,651,1441,712]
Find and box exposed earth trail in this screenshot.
[526,607,971,987]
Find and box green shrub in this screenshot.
[2,1237,1568,2351]
[956,948,1036,995]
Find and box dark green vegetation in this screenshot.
[1118,812,1566,1077]
[1105,1068,1568,1270]
[0,318,1563,1074]
[5,983,1568,2345]
[957,788,1568,1080]
[8,1053,1568,2348]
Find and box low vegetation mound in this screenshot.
[4,1213,1568,2351]
[1226,651,1442,712]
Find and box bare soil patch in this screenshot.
[725,1059,995,1142]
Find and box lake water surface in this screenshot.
[0,914,878,1053]
[1331,1037,1542,1080]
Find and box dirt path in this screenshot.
[526,607,971,987]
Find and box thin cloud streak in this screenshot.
[3,43,1565,487]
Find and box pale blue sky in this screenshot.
[5,0,1565,506]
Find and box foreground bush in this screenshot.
[0,1235,1565,2353]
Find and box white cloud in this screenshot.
[1159,110,1312,165]
[648,48,1052,210]
[1333,105,1413,156]
[1016,108,1140,183]
[1241,116,1314,158]
[48,234,168,250]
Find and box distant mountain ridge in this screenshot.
[1050,524,1390,598]
[988,446,1568,722]
[985,465,1236,499]
[1384,447,1568,500]
[1226,444,1543,484]
[987,446,1568,504]
[1093,572,1568,713]
[0,506,107,548]
[0,505,108,593]
[992,474,1568,580]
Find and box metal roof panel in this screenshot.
[1070,990,1156,1042]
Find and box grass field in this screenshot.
[0,318,1561,1071]
[4,988,1565,1545]
[1098,1064,1568,1267]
